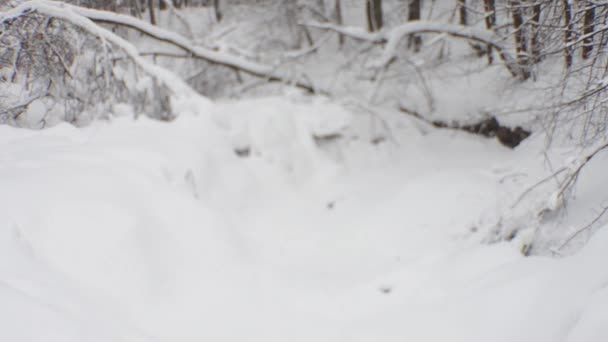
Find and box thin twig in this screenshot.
[557,205,608,252]
[511,167,568,209]
[558,142,608,199]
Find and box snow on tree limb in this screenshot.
[305,21,525,79]
[304,22,383,42]
[1,0,196,97]
[1,0,321,94]
[64,0,321,93]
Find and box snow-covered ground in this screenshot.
[1,95,607,342]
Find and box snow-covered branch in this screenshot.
[1,0,322,94]
[305,21,525,79]
[512,140,608,213]
[497,138,608,252]
[1,0,196,97]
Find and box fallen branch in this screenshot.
[399,104,531,148]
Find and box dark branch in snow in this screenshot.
[399,104,531,148]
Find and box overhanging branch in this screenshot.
[1,0,323,94]
[304,21,525,79]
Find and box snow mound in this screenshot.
[0,96,607,342]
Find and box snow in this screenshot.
[1,95,608,342]
[2,1,608,340]
[21,98,48,125]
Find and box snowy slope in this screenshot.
[1,97,607,342]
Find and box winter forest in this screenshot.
[1,0,608,340]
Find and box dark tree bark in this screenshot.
[511,1,527,57]
[366,0,383,32]
[530,1,542,64]
[147,0,156,25]
[408,0,420,21]
[213,0,222,22]
[458,0,467,26]
[335,0,344,47]
[407,0,422,51]
[373,0,383,29]
[483,0,496,63]
[483,0,496,27]
[562,0,573,68]
[510,0,530,79]
[582,2,595,59]
[159,0,167,10]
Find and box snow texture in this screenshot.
[1,96,607,342]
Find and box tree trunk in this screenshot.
[408,0,421,51]
[510,0,530,79]
[366,0,383,32]
[458,0,467,26]
[483,0,496,63]
[582,2,595,59]
[483,0,496,27]
[335,0,344,47]
[530,1,542,64]
[147,0,156,25]
[562,0,573,68]
[213,0,222,22]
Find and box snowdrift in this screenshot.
[1,97,607,342]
